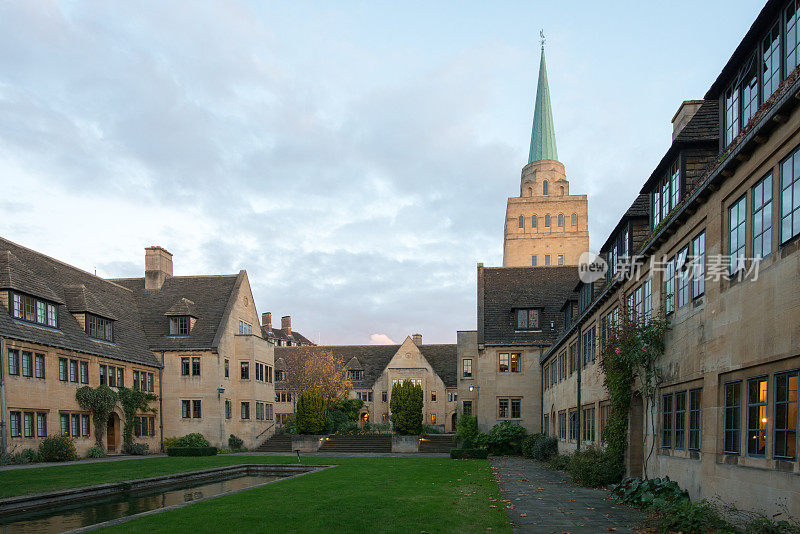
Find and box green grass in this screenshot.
[1,456,510,533]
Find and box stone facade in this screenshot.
[504,160,589,267]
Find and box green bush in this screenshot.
[175,433,210,448]
[325,408,350,434]
[456,415,478,447]
[531,435,558,461]
[547,454,570,471]
[743,514,800,534]
[653,497,732,534]
[296,389,327,434]
[521,433,544,458]
[473,432,490,449]
[228,434,244,450]
[20,448,39,463]
[566,446,622,487]
[336,421,361,435]
[163,437,180,450]
[450,448,489,459]
[38,436,77,462]
[610,477,690,507]
[124,443,149,455]
[166,446,218,456]
[484,421,527,455]
[86,446,106,459]
[390,380,424,435]
[420,424,441,436]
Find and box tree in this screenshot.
[116,387,158,448]
[295,388,326,434]
[389,380,423,435]
[76,385,118,450]
[279,349,352,403]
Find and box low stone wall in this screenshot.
[291,435,326,452]
[391,435,419,453]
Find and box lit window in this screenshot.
[462,359,472,378]
[747,377,768,456]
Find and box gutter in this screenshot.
[0,336,6,455]
[159,351,164,452]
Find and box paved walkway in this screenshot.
[490,457,645,534]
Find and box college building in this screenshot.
[539,0,800,517]
[0,241,295,453]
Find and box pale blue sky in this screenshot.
[0,1,761,344]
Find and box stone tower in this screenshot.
[503,46,589,267]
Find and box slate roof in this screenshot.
[63,284,118,320]
[600,194,650,253]
[640,100,719,193]
[274,343,458,389]
[112,273,241,351]
[262,326,315,346]
[164,297,197,318]
[0,237,160,367]
[478,265,579,346]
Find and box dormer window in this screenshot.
[10,292,58,328]
[86,314,113,342]
[348,369,364,380]
[169,316,191,336]
[652,159,680,229]
[516,308,540,331]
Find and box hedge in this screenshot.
[450,448,489,459]
[166,446,218,457]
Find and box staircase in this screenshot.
[419,434,456,453]
[255,433,293,452]
[318,434,392,453]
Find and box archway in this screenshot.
[451,413,457,432]
[360,411,369,427]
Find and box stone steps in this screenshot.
[419,434,456,453]
[255,434,293,452]
[318,434,392,453]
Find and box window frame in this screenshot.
[746,376,769,457]
[773,370,798,460]
[729,194,748,274]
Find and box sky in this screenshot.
[0,0,763,345]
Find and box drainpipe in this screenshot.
[159,351,164,452]
[0,336,6,455]
[576,324,582,452]
[539,346,544,433]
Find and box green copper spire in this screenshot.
[528,44,558,164]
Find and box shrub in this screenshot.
[336,421,361,435]
[86,446,106,459]
[166,447,218,456]
[75,385,117,451]
[450,448,489,459]
[567,446,623,487]
[456,415,478,447]
[163,437,180,450]
[743,514,800,534]
[521,433,544,458]
[175,433,210,448]
[124,443,149,455]
[296,389,327,434]
[117,387,158,448]
[38,436,77,462]
[610,477,689,507]
[325,408,350,434]
[390,380,424,435]
[547,454,570,471]
[228,434,244,450]
[363,422,391,434]
[530,435,558,461]
[484,421,527,455]
[473,432,490,449]
[20,448,39,464]
[653,497,732,534]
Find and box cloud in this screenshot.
[369,334,396,345]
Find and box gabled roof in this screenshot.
[63,284,118,320]
[112,273,241,351]
[274,343,458,389]
[164,297,197,317]
[600,194,650,253]
[0,237,159,367]
[0,250,64,304]
[478,265,579,346]
[262,325,315,346]
[639,100,719,194]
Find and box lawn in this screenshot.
[1,456,511,533]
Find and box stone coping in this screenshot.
[0,463,330,517]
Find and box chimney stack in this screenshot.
[412,333,422,346]
[144,246,173,290]
[281,315,291,334]
[262,312,272,332]
[671,100,704,141]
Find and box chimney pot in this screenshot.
[262,312,272,332]
[281,315,291,334]
[412,333,422,346]
[144,246,173,290]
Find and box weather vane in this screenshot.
[540,29,545,49]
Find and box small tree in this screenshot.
[389,380,423,435]
[279,349,352,403]
[456,414,478,447]
[116,387,158,448]
[295,388,326,434]
[76,385,118,450]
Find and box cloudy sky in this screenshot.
[0,1,761,344]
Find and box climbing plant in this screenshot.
[600,309,670,478]
[75,385,118,451]
[116,387,158,448]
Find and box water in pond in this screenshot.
[1,474,282,533]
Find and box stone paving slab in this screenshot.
[490,457,646,534]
